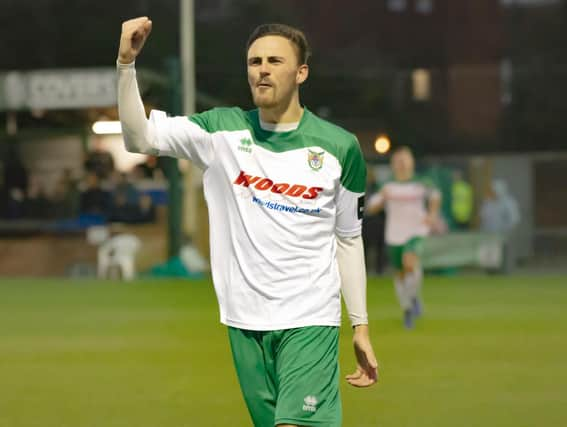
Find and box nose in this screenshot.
[259,60,270,76]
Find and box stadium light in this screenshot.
[92,120,122,135]
[374,134,391,155]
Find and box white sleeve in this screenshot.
[336,235,368,326]
[117,61,214,170]
[148,110,214,170]
[117,61,160,155]
[335,186,365,238]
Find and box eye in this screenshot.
[248,58,261,66]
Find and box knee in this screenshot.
[402,253,418,273]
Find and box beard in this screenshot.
[250,85,296,111]
[251,89,278,109]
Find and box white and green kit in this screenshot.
[119,57,367,425]
[369,178,440,249]
[150,106,366,330]
[368,177,440,316]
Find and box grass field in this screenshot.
[0,275,565,427]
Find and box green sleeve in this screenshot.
[340,137,367,193]
[189,109,218,132]
[189,107,246,133]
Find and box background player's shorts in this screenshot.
[388,236,424,270]
[228,326,341,427]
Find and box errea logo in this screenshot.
[302,395,318,413]
[238,137,253,153]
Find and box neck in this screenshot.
[259,93,304,124]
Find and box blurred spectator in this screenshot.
[114,172,139,205]
[109,172,156,224]
[50,169,80,219]
[80,172,111,218]
[84,149,115,180]
[135,193,156,223]
[4,145,28,193]
[480,179,521,273]
[480,179,520,233]
[451,169,474,230]
[5,187,25,219]
[22,174,50,218]
[110,172,140,223]
[0,167,6,218]
[134,156,162,180]
[2,145,28,219]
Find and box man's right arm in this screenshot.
[116,17,215,169]
[365,190,385,215]
[117,61,159,155]
[117,17,158,155]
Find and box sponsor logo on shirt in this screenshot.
[303,395,318,412]
[233,170,323,200]
[307,149,325,171]
[252,196,321,214]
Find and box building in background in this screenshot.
[294,0,505,155]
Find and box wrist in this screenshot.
[353,323,369,334]
[117,56,135,66]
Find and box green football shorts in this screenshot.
[228,326,341,427]
[388,236,424,270]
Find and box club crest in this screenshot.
[307,150,325,171]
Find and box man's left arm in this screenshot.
[336,235,379,387]
[425,185,442,227]
[335,135,378,387]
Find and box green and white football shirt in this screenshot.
[368,178,441,246]
[150,107,366,330]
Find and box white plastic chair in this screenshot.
[97,234,141,280]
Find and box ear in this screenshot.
[296,64,309,85]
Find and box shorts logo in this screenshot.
[308,150,324,171]
[302,395,318,413]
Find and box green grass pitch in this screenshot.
[0,275,565,427]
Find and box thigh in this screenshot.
[274,326,342,427]
[402,237,424,270]
[228,327,277,427]
[387,244,404,270]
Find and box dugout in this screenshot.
[0,65,216,277]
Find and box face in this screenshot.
[247,35,308,109]
[86,173,99,188]
[391,149,415,180]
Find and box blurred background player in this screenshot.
[366,146,441,329]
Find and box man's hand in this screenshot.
[118,17,153,64]
[423,212,437,228]
[346,324,379,387]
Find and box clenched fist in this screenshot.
[117,17,153,64]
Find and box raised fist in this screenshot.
[117,17,152,64]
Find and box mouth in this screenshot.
[256,82,273,88]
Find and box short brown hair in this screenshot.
[392,145,413,156]
[246,23,311,65]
